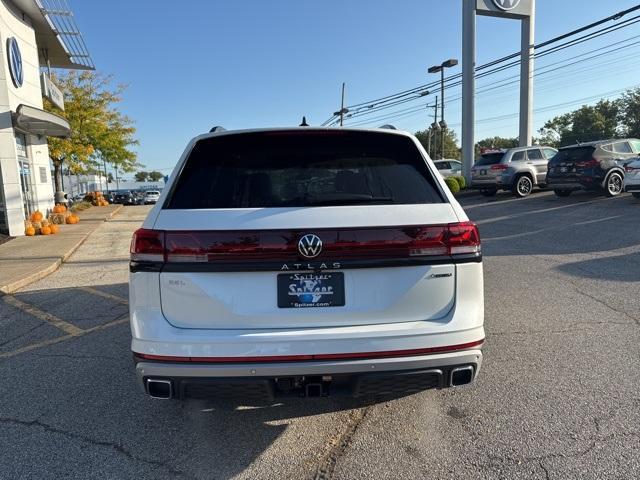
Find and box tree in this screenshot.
[107,172,114,183]
[619,88,640,138]
[415,128,460,159]
[539,100,620,147]
[44,71,140,194]
[475,137,518,157]
[134,171,149,182]
[148,171,164,182]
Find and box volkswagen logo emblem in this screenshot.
[298,234,323,258]
[492,0,520,10]
[7,37,23,88]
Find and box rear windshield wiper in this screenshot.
[304,194,395,206]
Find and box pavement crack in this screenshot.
[539,460,551,480]
[0,416,195,479]
[0,321,48,348]
[568,281,640,327]
[313,407,370,480]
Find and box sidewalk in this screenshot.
[0,204,123,294]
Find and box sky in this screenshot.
[71,0,640,175]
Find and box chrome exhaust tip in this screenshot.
[146,379,173,399]
[450,366,475,387]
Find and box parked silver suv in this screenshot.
[471,146,557,197]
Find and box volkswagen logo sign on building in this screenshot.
[298,234,323,258]
[7,37,23,88]
[492,0,521,10]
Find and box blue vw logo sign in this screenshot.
[493,0,521,10]
[298,234,323,259]
[7,37,23,88]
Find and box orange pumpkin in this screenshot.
[53,204,67,214]
[25,226,36,236]
[49,224,59,234]
[40,226,51,235]
[30,211,43,222]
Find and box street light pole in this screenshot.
[440,68,445,160]
[428,59,458,160]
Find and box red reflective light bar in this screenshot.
[490,164,509,171]
[130,223,481,264]
[134,339,485,363]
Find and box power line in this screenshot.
[345,41,640,128]
[338,17,640,125]
[324,4,640,125]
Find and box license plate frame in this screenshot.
[277,272,345,308]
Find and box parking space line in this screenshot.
[79,286,128,305]
[476,196,614,225]
[0,315,128,359]
[3,295,84,336]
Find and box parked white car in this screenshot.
[624,158,640,199]
[129,127,484,401]
[144,190,161,204]
[433,159,462,177]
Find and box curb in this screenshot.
[0,205,125,295]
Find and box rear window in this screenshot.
[166,131,444,209]
[551,146,595,163]
[475,153,504,166]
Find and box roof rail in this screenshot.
[379,124,397,130]
[209,126,227,133]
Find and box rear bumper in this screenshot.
[470,179,498,189]
[624,182,640,192]
[135,348,482,400]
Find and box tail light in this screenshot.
[130,229,165,262]
[490,164,509,171]
[575,158,599,168]
[130,223,481,265]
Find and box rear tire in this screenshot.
[512,175,534,198]
[605,171,623,197]
[554,189,572,197]
[480,189,497,197]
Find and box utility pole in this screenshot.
[340,82,345,126]
[432,96,439,159]
[333,83,349,126]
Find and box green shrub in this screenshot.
[444,177,460,194]
[453,175,466,190]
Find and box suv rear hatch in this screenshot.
[547,146,597,182]
[472,152,506,182]
[134,130,479,329]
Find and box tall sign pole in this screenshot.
[519,2,536,146]
[462,0,535,180]
[462,0,476,183]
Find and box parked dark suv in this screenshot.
[547,139,640,197]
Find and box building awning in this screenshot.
[8,0,94,70]
[12,104,70,138]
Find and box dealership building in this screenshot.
[0,0,92,236]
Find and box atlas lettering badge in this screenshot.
[7,37,23,88]
[492,0,521,10]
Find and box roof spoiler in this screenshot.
[209,126,227,133]
[379,124,397,130]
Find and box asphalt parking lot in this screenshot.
[1,193,639,479]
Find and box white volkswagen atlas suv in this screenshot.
[129,127,484,401]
